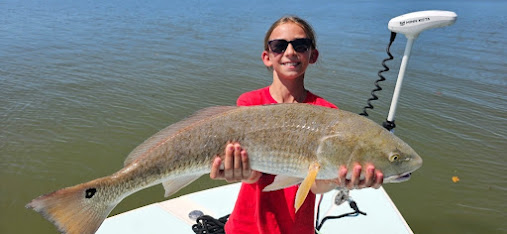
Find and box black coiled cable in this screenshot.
[359,32,397,117]
[192,214,229,234]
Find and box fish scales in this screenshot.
[127,104,334,179]
[26,103,422,234]
[102,105,331,196]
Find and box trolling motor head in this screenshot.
[359,10,457,132]
[388,10,457,39]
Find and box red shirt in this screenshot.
[225,86,337,234]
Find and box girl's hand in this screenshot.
[312,163,383,194]
[338,163,383,189]
[210,143,262,183]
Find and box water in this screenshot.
[1,0,505,233]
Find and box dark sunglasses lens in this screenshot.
[269,40,289,53]
[292,39,312,52]
[268,39,312,53]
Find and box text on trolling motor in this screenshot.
[398,17,431,26]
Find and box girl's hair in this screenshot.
[263,16,317,51]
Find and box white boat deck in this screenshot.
[97,183,413,234]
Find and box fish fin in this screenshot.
[263,175,303,192]
[162,175,201,197]
[124,106,239,166]
[294,162,320,212]
[26,179,119,234]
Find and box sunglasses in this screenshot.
[267,38,313,54]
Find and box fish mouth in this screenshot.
[385,157,423,183]
[385,172,412,183]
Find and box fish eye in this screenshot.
[389,154,400,162]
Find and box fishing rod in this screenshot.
[360,10,457,132]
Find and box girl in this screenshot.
[210,16,383,234]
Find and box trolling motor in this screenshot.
[360,10,457,132]
[316,9,458,232]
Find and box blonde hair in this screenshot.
[263,16,317,51]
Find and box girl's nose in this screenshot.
[284,43,297,56]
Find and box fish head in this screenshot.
[362,129,423,183]
[380,141,422,183]
[320,115,423,183]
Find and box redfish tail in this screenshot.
[26,180,119,234]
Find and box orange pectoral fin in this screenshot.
[294,162,320,212]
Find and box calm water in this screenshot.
[1,0,506,233]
